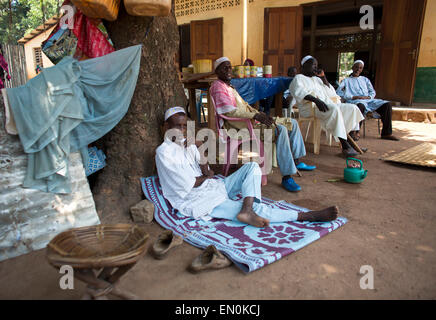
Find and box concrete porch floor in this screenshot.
[0,120,435,300]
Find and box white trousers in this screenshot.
[301,103,364,141]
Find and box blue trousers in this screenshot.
[275,120,306,176]
[210,163,299,222]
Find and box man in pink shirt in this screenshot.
[210,57,316,193]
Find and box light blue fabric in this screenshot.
[336,76,387,117]
[275,121,306,176]
[210,163,299,222]
[7,45,142,193]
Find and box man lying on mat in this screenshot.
[155,107,338,228]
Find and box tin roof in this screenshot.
[17,15,61,45]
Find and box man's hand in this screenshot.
[194,174,213,188]
[314,99,329,112]
[254,112,274,126]
[304,94,329,113]
[205,169,214,178]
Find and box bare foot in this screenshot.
[298,206,339,222]
[237,209,270,228]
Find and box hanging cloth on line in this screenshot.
[6,45,142,194]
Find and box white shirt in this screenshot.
[155,139,229,221]
[290,75,336,104]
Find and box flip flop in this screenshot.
[188,245,232,273]
[149,230,183,260]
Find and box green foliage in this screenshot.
[0,0,61,44]
[338,51,355,83]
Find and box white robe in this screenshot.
[155,139,229,221]
[290,74,364,140]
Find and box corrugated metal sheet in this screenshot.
[0,99,100,262]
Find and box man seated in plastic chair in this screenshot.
[290,56,365,158]
[209,57,315,193]
[156,107,338,228]
[336,60,399,141]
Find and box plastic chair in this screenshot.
[296,103,332,155]
[362,111,381,138]
[210,96,268,186]
[196,89,207,124]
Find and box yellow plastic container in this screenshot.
[192,59,212,73]
[124,0,171,16]
[71,0,120,21]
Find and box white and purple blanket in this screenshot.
[141,176,347,273]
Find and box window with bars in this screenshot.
[33,47,44,68]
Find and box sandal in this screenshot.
[149,230,183,260]
[188,245,232,273]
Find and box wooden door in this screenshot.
[179,24,191,69]
[190,18,223,62]
[375,0,427,105]
[263,6,303,77]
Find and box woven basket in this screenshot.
[71,0,121,21]
[46,224,149,268]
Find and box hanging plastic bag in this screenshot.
[42,28,78,65]
[72,9,115,60]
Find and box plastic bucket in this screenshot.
[235,66,245,78]
[193,59,212,73]
[250,66,257,77]
[244,66,251,78]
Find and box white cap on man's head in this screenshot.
[214,57,230,71]
[164,106,186,121]
[353,60,365,67]
[301,55,315,66]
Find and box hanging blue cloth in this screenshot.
[6,45,142,193]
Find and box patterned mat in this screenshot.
[141,176,348,273]
[383,143,436,168]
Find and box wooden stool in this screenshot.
[46,224,148,300]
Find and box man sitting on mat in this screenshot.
[155,107,338,228]
[210,57,316,193]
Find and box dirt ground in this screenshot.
[1,120,435,300]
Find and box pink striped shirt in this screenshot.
[210,80,237,115]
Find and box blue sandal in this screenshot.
[282,177,301,192]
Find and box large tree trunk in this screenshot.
[92,2,186,222]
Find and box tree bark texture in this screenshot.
[92,2,186,222]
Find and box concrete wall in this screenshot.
[417,0,436,68]
[414,0,436,103]
[176,0,321,66]
[23,26,55,79]
[176,3,244,65]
